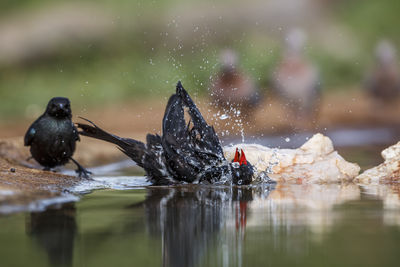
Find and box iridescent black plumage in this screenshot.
[24,97,91,178]
[78,82,253,185]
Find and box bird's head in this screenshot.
[220,49,238,75]
[230,148,254,185]
[46,97,72,119]
[376,40,397,65]
[285,28,307,55]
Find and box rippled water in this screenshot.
[1,181,400,267]
[1,143,400,267]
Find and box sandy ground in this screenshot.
[0,139,79,208]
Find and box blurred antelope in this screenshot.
[272,29,320,127]
[365,40,400,103]
[210,49,261,119]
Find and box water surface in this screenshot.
[1,182,400,267]
[1,141,399,267]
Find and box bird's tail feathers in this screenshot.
[77,117,127,147]
[77,117,146,166]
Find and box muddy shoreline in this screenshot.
[0,136,143,213]
[0,140,79,211]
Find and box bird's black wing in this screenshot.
[24,116,42,146]
[161,82,227,183]
[72,122,80,142]
[142,134,172,185]
[175,81,225,160]
[162,93,203,182]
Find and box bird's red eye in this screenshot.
[233,148,240,162]
[239,149,247,165]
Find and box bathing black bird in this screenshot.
[24,97,91,178]
[77,82,254,185]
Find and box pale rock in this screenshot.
[224,133,360,183]
[356,141,400,184]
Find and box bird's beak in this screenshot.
[233,148,240,163]
[58,103,68,112]
[239,149,247,165]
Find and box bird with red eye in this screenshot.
[231,148,254,185]
[78,81,254,186]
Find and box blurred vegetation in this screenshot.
[0,0,399,120]
[336,0,400,45]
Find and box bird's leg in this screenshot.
[70,158,92,178]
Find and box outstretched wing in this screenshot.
[176,81,225,160]
[161,82,226,182]
[162,93,202,182]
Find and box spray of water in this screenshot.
[254,148,279,184]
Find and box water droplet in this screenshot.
[232,162,240,169]
[219,114,229,120]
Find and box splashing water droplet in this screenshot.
[240,128,245,143]
[219,114,230,120]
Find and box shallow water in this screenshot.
[1,141,400,267]
[1,181,400,267]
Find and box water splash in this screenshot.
[219,114,230,120]
[0,194,79,214]
[70,176,150,194]
[254,148,279,184]
[230,106,245,143]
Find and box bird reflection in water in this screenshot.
[232,186,254,237]
[142,185,274,267]
[26,203,77,267]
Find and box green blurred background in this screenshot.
[0,0,399,120]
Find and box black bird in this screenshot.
[24,97,91,178]
[78,82,254,185]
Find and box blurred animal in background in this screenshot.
[210,49,261,119]
[271,29,321,129]
[24,97,91,178]
[364,40,400,104]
